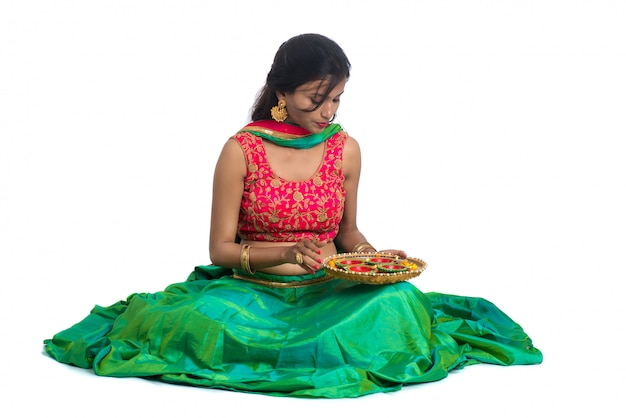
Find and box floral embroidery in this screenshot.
[235,130,346,242]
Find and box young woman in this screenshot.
[44,33,542,398]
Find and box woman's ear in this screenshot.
[275,91,286,101]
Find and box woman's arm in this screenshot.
[208,138,248,268]
[335,135,406,257]
[334,135,369,252]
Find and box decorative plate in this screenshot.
[323,252,427,284]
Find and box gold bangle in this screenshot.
[240,244,255,275]
[352,241,377,253]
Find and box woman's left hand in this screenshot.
[379,249,407,258]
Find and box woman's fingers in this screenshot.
[380,249,407,258]
[292,240,326,271]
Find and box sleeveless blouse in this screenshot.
[234,130,347,242]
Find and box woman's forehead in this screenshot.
[296,78,347,94]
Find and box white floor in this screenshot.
[1,1,625,417]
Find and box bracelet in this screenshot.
[352,241,377,253]
[240,244,255,275]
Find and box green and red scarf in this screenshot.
[239,120,342,149]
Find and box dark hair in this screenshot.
[251,34,351,121]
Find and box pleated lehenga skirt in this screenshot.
[44,265,542,398]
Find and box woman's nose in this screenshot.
[321,101,335,119]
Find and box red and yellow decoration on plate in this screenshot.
[323,252,427,284]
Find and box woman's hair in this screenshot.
[251,33,351,121]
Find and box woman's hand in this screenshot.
[379,249,408,258]
[285,239,327,273]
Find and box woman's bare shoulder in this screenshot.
[342,134,361,158]
[214,137,246,175]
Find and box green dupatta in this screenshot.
[239,120,342,149]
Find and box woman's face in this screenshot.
[278,77,347,133]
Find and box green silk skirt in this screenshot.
[44,265,543,398]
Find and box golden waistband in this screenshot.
[232,273,335,288]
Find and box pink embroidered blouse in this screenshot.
[235,130,347,242]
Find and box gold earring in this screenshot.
[271,99,288,122]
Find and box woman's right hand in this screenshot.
[285,239,327,273]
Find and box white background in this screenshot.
[1,0,625,416]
